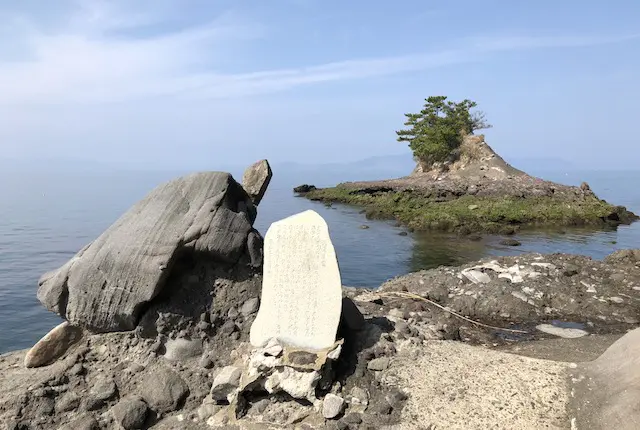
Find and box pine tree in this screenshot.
[396,96,491,167]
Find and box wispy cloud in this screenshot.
[467,33,640,52]
[0,0,638,105]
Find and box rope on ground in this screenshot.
[377,291,530,334]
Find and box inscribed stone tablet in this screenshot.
[250,210,342,350]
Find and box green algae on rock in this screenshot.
[303,186,637,233]
[297,135,638,233]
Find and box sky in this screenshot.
[0,0,638,170]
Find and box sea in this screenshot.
[0,167,638,354]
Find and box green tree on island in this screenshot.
[396,96,492,168]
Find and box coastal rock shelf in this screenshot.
[2,246,640,429]
[378,250,640,340]
[1,162,640,429]
[296,135,638,233]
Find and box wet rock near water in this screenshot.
[298,136,638,234]
[4,161,640,429]
[379,251,640,343]
[293,184,317,194]
[3,255,638,429]
[38,171,264,333]
[499,238,521,246]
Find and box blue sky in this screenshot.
[0,0,638,170]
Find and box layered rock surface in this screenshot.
[37,171,263,333]
[411,134,526,179]
[241,159,273,206]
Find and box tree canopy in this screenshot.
[396,96,491,167]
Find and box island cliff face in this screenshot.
[298,135,638,233]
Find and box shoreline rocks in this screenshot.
[24,322,83,368]
[293,184,317,194]
[301,180,638,233]
[295,137,638,233]
[242,159,273,205]
[37,172,263,333]
[2,248,640,428]
[378,252,640,343]
[2,162,640,429]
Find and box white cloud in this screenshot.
[0,0,638,105]
[468,33,640,51]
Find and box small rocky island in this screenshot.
[295,97,637,234]
[1,161,639,430]
[297,135,638,234]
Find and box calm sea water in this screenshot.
[0,168,638,354]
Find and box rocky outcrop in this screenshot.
[2,249,640,428]
[299,135,638,233]
[379,252,640,341]
[239,338,343,403]
[293,184,317,193]
[411,134,527,181]
[37,171,263,333]
[242,159,272,205]
[5,158,640,430]
[604,248,640,267]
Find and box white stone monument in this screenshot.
[250,210,342,351]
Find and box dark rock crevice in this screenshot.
[135,250,260,341]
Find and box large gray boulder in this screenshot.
[37,171,263,332]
